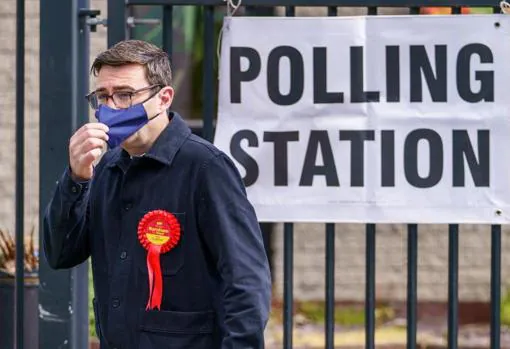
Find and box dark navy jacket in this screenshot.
[43,112,272,349]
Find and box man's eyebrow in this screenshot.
[112,85,136,91]
[95,85,136,93]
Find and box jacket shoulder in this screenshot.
[180,134,225,164]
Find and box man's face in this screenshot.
[94,63,167,149]
[94,63,155,110]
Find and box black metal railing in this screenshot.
[15,0,25,346]
[115,1,503,348]
[107,2,504,349]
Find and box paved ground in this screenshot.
[264,317,510,349]
[88,315,510,348]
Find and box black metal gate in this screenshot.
[35,1,503,348]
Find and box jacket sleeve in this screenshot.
[197,153,272,349]
[42,167,91,269]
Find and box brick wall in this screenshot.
[272,223,510,302]
[0,0,108,244]
[0,0,40,244]
[1,0,508,303]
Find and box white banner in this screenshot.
[214,15,510,224]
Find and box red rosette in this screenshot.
[137,210,181,252]
[137,210,181,310]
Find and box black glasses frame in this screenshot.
[85,84,163,110]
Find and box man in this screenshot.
[43,39,272,349]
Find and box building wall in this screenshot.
[0,0,108,244]
[0,0,508,302]
[271,223,510,302]
[0,0,41,245]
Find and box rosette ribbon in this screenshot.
[137,210,181,310]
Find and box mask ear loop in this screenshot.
[145,86,167,121]
[148,111,163,121]
[501,1,510,14]
[217,0,243,79]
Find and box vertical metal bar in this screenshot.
[286,5,295,17]
[446,6,461,348]
[127,5,135,41]
[491,224,501,349]
[245,5,274,16]
[163,6,173,60]
[404,13,419,349]
[409,6,420,15]
[325,6,337,349]
[490,9,502,348]
[15,0,25,347]
[365,224,376,349]
[407,5,420,347]
[283,222,294,349]
[40,0,87,347]
[77,0,90,134]
[72,1,91,348]
[364,7,378,348]
[325,223,335,349]
[447,224,459,349]
[202,5,214,142]
[407,224,418,349]
[491,8,502,344]
[107,0,127,46]
[283,5,295,349]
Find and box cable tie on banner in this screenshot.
[500,1,510,14]
[216,23,225,67]
[217,0,242,78]
[224,0,242,17]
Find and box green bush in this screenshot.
[89,263,97,338]
[298,301,394,327]
[501,287,510,327]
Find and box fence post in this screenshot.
[108,0,127,46]
[40,0,90,348]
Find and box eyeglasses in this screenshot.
[85,84,163,110]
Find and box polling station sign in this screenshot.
[214,15,510,224]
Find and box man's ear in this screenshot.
[159,86,174,110]
[143,86,174,118]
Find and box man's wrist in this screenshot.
[69,167,91,183]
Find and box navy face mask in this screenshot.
[95,103,159,149]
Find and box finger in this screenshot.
[76,137,106,157]
[71,128,109,149]
[73,123,109,140]
[71,123,109,144]
[79,148,103,167]
[81,122,109,133]
[70,136,105,162]
[82,128,109,142]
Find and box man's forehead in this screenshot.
[94,64,147,90]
